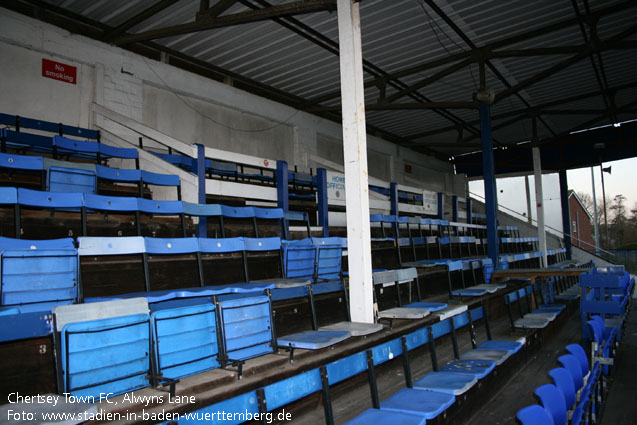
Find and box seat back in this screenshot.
[54,298,150,398]
[557,354,584,391]
[548,367,576,409]
[312,237,344,282]
[217,294,275,363]
[0,237,77,312]
[534,384,567,425]
[151,303,219,380]
[244,237,284,282]
[0,151,44,171]
[516,405,555,425]
[18,188,84,209]
[47,166,96,194]
[565,344,589,377]
[282,239,316,281]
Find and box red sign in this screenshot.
[404,163,413,174]
[42,59,77,85]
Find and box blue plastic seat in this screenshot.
[477,339,523,354]
[282,239,316,282]
[516,404,555,425]
[17,188,84,209]
[47,166,96,194]
[245,237,310,288]
[151,303,219,380]
[0,151,44,171]
[344,408,426,425]
[0,237,77,313]
[312,237,345,283]
[380,387,455,419]
[84,193,139,212]
[565,344,589,378]
[439,359,496,379]
[54,298,151,398]
[2,129,54,153]
[277,330,350,350]
[403,301,448,311]
[412,371,477,395]
[557,354,584,392]
[217,295,276,363]
[548,367,576,409]
[534,384,567,425]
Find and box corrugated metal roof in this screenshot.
[24,0,637,159]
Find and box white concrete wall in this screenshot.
[0,7,464,197]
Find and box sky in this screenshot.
[468,157,637,237]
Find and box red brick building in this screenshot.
[568,191,595,251]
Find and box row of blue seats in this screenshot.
[173,304,524,425]
[0,112,99,140]
[1,151,181,197]
[0,186,309,238]
[505,284,566,329]
[516,325,616,425]
[1,130,138,163]
[0,235,345,317]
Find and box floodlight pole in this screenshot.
[600,164,609,249]
[591,167,600,251]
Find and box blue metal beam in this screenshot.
[437,192,444,220]
[452,195,459,222]
[195,143,207,238]
[479,104,499,267]
[559,169,572,259]
[316,168,329,237]
[276,160,289,238]
[466,197,473,224]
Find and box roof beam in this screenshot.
[114,0,337,45]
[197,0,238,18]
[307,101,478,112]
[494,24,637,104]
[102,0,179,42]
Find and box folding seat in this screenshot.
[534,384,567,425]
[0,151,45,190]
[16,188,85,239]
[548,368,576,410]
[78,236,147,298]
[96,165,181,200]
[469,304,525,355]
[137,198,186,238]
[281,238,317,284]
[150,302,219,383]
[46,166,96,194]
[516,404,555,425]
[0,236,77,313]
[244,236,311,288]
[282,210,311,239]
[215,292,278,376]
[53,298,151,398]
[557,354,585,394]
[372,269,432,326]
[182,202,223,238]
[52,135,138,165]
[219,205,257,238]
[312,237,346,284]
[144,237,202,292]
[83,194,140,237]
[0,187,19,238]
[1,129,54,154]
[253,206,285,238]
[505,289,551,329]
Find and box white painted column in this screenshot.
[532,147,548,267]
[337,0,374,323]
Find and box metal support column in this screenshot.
[466,197,473,224]
[479,104,499,268]
[276,160,289,239]
[437,192,444,220]
[338,0,374,323]
[533,147,548,267]
[195,143,207,237]
[559,169,572,260]
[452,195,459,222]
[317,168,329,237]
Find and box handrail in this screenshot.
[469,191,616,258]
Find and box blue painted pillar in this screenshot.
[559,169,572,260]
[479,104,499,267]
[195,143,207,237]
[451,195,459,222]
[316,168,329,237]
[437,192,444,220]
[276,160,289,238]
[466,198,473,224]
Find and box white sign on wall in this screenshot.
[423,190,438,216]
[326,171,346,201]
